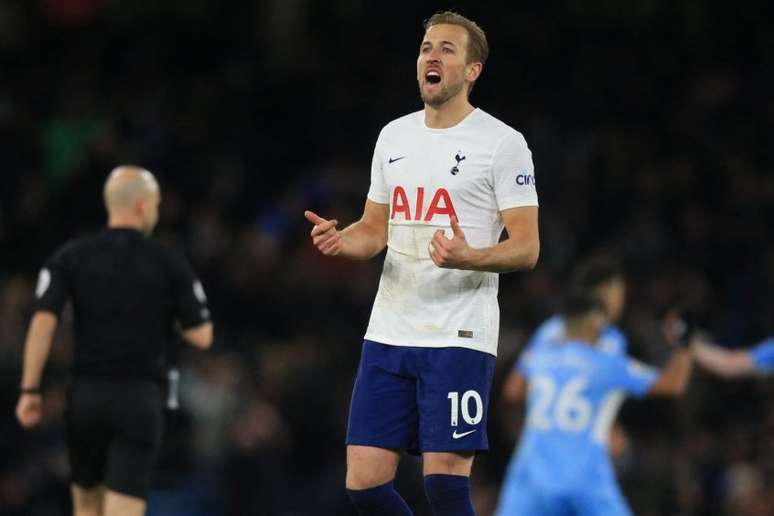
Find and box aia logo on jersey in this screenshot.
[391,186,458,221]
[450,151,466,175]
[516,173,535,186]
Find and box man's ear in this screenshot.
[133,198,146,216]
[466,62,483,82]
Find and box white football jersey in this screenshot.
[364,108,538,356]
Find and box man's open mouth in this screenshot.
[425,70,441,84]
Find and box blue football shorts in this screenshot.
[346,340,495,454]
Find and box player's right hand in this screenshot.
[662,308,698,348]
[16,393,43,429]
[304,210,341,256]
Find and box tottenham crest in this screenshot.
[450,151,466,175]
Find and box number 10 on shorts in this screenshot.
[448,390,483,427]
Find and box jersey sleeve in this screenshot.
[598,326,629,355]
[605,356,659,398]
[33,245,73,317]
[516,349,535,377]
[492,130,539,211]
[750,338,774,373]
[167,251,211,330]
[366,130,389,204]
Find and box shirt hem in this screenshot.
[363,332,497,357]
[497,198,539,210]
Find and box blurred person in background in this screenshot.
[15,166,213,516]
[495,287,694,515]
[501,254,631,458]
[305,10,539,516]
[692,335,774,378]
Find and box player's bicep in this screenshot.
[500,206,539,267]
[501,206,539,244]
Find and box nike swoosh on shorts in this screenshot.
[452,429,477,439]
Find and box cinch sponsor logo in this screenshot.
[516,173,535,186]
[391,186,458,221]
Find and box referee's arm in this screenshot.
[169,250,213,350]
[179,320,213,349]
[16,311,58,428]
[17,255,70,429]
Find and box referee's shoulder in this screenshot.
[146,237,195,271]
[48,233,95,262]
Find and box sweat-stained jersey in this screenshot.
[364,108,538,356]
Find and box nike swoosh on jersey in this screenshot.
[452,429,477,439]
[388,156,406,164]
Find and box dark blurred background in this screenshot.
[1,0,773,515]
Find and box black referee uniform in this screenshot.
[34,227,210,498]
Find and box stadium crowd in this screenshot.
[1,1,773,515]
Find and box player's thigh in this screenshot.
[574,484,633,516]
[103,489,146,516]
[105,381,165,499]
[346,341,419,451]
[346,445,401,490]
[71,484,105,516]
[416,347,495,453]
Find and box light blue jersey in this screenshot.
[750,337,774,373]
[496,340,658,516]
[524,315,628,358]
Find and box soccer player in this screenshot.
[494,290,693,516]
[15,166,213,516]
[691,335,774,377]
[500,254,630,467]
[304,10,540,516]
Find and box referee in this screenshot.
[15,166,213,516]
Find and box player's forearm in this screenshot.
[20,312,58,389]
[691,341,754,378]
[465,235,539,273]
[338,220,388,260]
[648,349,693,397]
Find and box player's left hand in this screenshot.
[429,216,477,270]
[16,393,43,429]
